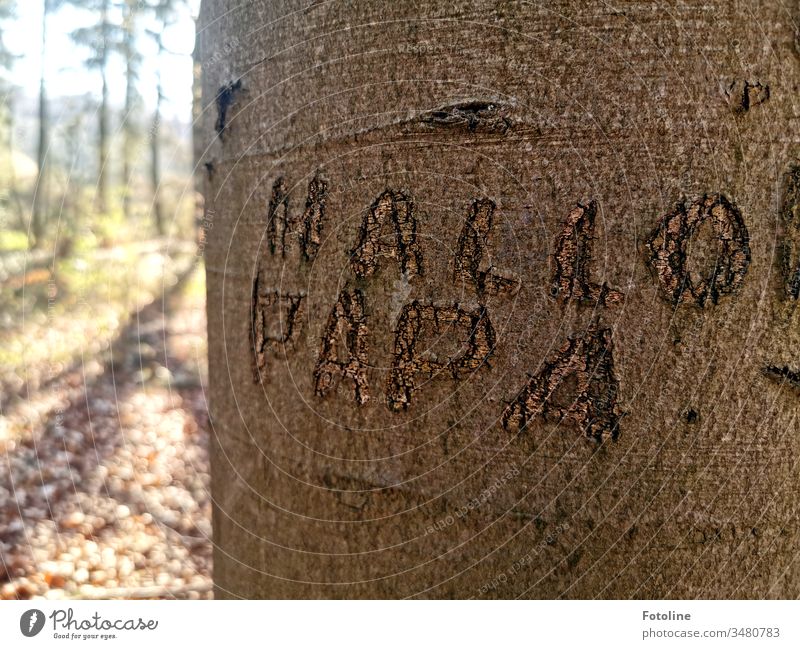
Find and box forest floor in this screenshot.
[0,243,212,599]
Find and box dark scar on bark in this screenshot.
[646,194,750,307]
[501,326,623,443]
[321,471,371,511]
[780,165,800,299]
[215,79,243,139]
[314,287,370,405]
[250,273,305,383]
[321,471,392,512]
[386,301,496,411]
[762,365,800,392]
[551,200,624,307]
[683,408,699,424]
[454,198,519,298]
[419,100,511,133]
[351,189,423,279]
[725,80,769,114]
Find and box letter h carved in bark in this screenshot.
[266,174,327,261]
[266,177,290,256]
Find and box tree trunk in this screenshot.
[198,0,800,598]
[122,0,137,222]
[6,100,26,230]
[150,55,163,237]
[31,0,49,248]
[96,0,109,214]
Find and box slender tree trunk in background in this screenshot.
[6,99,26,230]
[97,66,108,213]
[150,57,164,236]
[122,0,137,222]
[199,1,800,598]
[96,0,109,214]
[192,42,203,237]
[31,0,49,247]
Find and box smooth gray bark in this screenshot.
[199,0,800,598]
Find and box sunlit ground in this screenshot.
[0,241,212,599]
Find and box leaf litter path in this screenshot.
[0,260,212,599]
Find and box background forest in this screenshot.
[0,0,211,599]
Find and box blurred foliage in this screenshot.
[0,229,26,251]
[0,0,199,394]
[0,0,209,603]
[0,0,196,250]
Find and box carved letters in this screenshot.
[313,287,370,405]
[351,190,423,279]
[300,175,327,261]
[551,201,624,307]
[251,271,305,382]
[646,194,750,307]
[266,177,289,256]
[387,302,496,411]
[249,174,770,442]
[265,174,328,261]
[501,326,622,442]
[454,198,518,297]
[780,166,800,299]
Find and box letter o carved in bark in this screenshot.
[646,194,751,307]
